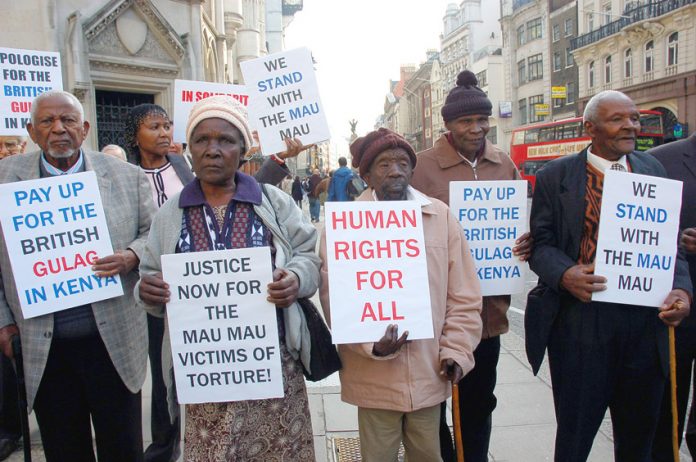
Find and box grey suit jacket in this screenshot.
[0,150,156,409]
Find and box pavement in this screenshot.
[6,202,694,461]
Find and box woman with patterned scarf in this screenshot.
[135,95,320,461]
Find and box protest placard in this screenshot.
[0,172,122,318]
[240,47,330,155]
[324,201,433,344]
[593,170,683,307]
[162,247,283,403]
[0,47,62,136]
[172,79,248,143]
[449,180,528,296]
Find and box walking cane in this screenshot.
[669,325,679,462]
[11,335,31,462]
[452,383,465,462]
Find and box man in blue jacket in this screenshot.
[328,157,354,201]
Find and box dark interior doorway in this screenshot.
[95,90,154,163]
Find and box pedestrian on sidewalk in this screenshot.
[292,175,304,208]
[327,157,354,202]
[649,130,696,461]
[319,128,483,462]
[307,168,323,222]
[411,70,532,462]
[526,90,692,462]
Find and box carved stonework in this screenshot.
[84,0,185,61]
[622,20,666,45]
[89,20,175,64]
[89,59,179,78]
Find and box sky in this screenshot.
[284,0,501,163]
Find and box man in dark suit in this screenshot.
[526,90,692,462]
[650,131,696,460]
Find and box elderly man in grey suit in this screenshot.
[0,90,155,462]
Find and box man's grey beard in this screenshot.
[47,148,76,159]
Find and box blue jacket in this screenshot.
[327,166,353,201]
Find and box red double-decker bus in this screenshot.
[510,110,664,195]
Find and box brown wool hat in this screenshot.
[441,70,492,123]
[349,128,417,177]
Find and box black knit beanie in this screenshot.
[441,70,492,123]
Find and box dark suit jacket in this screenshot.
[525,148,693,375]
[649,133,696,325]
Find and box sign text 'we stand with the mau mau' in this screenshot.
[593,170,683,307]
[161,247,283,404]
[325,201,433,344]
[0,172,122,318]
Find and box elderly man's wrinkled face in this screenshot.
[584,97,641,161]
[27,95,89,159]
[0,136,25,159]
[364,148,413,201]
[189,118,243,187]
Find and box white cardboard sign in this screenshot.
[162,247,283,404]
[172,79,248,143]
[593,170,682,307]
[240,47,330,155]
[324,201,433,344]
[0,172,122,318]
[449,180,528,296]
[0,47,63,136]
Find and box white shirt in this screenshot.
[586,146,628,173]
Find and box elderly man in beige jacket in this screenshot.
[320,128,482,462]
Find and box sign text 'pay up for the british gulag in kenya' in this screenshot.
[162,247,283,404]
[449,180,528,296]
[0,47,63,136]
[240,47,330,155]
[0,172,122,318]
[325,201,433,344]
[173,79,248,143]
[593,170,683,307]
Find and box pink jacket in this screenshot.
[319,188,482,412]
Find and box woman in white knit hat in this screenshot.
[135,95,320,461]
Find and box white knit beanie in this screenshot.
[185,95,253,152]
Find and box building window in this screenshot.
[519,98,527,125]
[486,126,498,145]
[553,24,561,42]
[527,18,542,42]
[517,25,525,46]
[566,48,574,67]
[589,61,595,88]
[567,81,575,103]
[518,59,526,84]
[554,52,562,72]
[528,54,543,81]
[645,40,654,72]
[667,32,678,66]
[604,55,612,83]
[529,94,544,122]
[624,49,632,78]
[564,18,573,36]
[476,70,487,87]
[553,96,565,108]
[588,13,594,31]
[602,3,612,26]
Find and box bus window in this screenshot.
[558,122,582,139]
[522,160,548,176]
[539,127,556,142]
[640,114,662,135]
[512,131,526,145]
[524,128,540,144]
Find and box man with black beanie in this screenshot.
[411,70,532,462]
